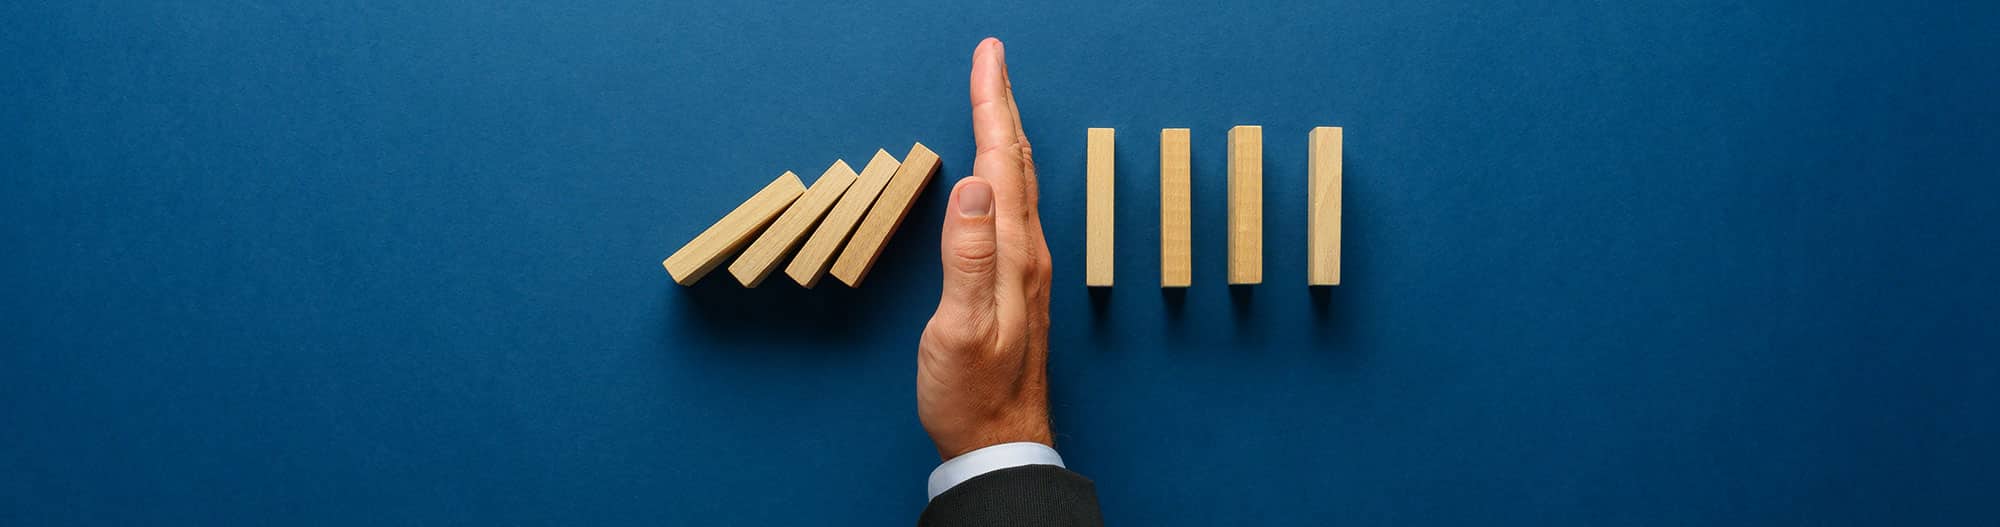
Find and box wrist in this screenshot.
[931,413,1052,460]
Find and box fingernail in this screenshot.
[957,179,992,218]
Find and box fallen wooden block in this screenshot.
[1087,128,1115,287]
[662,172,807,285]
[728,160,859,287]
[1160,128,1192,288]
[785,149,901,288]
[1309,126,1343,286]
[1228,125,1263,284]
[830,142,941,286]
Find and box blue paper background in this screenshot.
[5,1,1998,524]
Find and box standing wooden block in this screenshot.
[728,160,860,287]
[1087,128,1115,287]
[784,150,901,288]
[1160,128,1192,288]
[1309,127,1343,286]
[830,142,941,287]
[1228,125,1263,284]
[661,172,806,285]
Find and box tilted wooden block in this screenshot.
[1309,127,1343,286]
[785,149,901,288]
[830,142,941,287]
[1160,128,1192,288]
[1228,125,1263,284]
[1087,128,1115,287]
[728,160,859,287]
[662,172,806,285]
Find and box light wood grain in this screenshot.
[728,160,859,287]
[661,172,806,285]
[1087,128,1115,287]
[785,150,900,288]
[1228,125,1263,284]
[1309,127,1343,286]
[829,142,941,287]
[1160,128,1192,288]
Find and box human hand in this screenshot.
[916,37,1055,460]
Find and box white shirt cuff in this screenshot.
[926,442,1066,501]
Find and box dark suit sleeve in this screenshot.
[918,464,1103,527]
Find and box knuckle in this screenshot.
[1013,244,1044,273]
[975,137,1020,157]
[952,236,996,260]
[1015,241,1049,275]
[925,310,992,351]
[920,318,951,346]
[949,242,997,275]
[971,99,1005,117]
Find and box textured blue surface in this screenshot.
[5,1,1999,524]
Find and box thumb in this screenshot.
[939,177,997,314]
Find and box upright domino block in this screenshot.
[728,160,859,287]
[1087,128,1115,287]
[662,172,806,285]
[1228,125,1263,284]
[785,150,901,288]
[830,142,941,286]
[1309,127,1343,286]
[1160,128,1192,288]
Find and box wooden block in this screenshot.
[784,150,901,288]
[1309,127,1343,286]
[728,160,859,287]
[829,142,941,286]
[661,172,806,285]
[1087,128,1115,287]
[1160,128,1192,288]
[1228,125,1262,284]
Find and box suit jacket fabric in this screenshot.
[919,464,1104,526]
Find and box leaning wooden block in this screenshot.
[1228,125,1263,284]
[728,160,859,287]
[1160,128,1192,288]
[1309,127,1343,286]
[1087,128,1115,287]
[785,149,901,288]
[661,172,807,285]
[830,142,941,286]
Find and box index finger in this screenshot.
[970,38,1029,222]
[970,38,1019,159]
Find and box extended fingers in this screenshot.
[995,42,1038,217]
[972,38,1033,221]
[970,38,1019,159]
